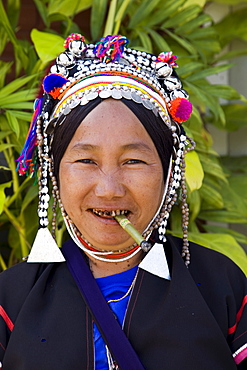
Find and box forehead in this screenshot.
[67,99,156,150]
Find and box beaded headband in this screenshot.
[17,34,194,265]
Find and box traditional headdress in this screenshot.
[17,33,194,265]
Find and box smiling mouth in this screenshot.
[90,209,129,219]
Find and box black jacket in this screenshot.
[0,236,246,369]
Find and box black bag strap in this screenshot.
[62,239,145,370]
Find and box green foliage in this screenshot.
[0,0,247,273]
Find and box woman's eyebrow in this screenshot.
[70,143,99,152]
[121,143,153,153]
[70,142,153,153]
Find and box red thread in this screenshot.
[0,305,14,332]
[228,295,247,335]
[77,235,139,258]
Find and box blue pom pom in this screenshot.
[43,74,69,94]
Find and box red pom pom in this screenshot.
[64,33,85,49]
[169,98,192,123]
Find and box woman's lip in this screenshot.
[87,209,132,224]
[88,210,119,225]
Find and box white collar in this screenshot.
[27,230,170,280]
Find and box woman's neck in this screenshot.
[88,250,143,278]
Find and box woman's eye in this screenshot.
[125,159,146,164]
[75,159,95,164]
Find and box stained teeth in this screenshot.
[92,209,128,217]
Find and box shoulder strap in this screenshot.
[62,239,145,370]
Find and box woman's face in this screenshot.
[59,99,164,251]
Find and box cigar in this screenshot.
[114,214,152,252]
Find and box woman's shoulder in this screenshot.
[168,234,246,278]
[1,260,44,285]
[0,262,49,305]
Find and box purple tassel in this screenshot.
[16,98,43,176]
[94,35,129,62]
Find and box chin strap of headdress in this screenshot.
[17,33,194,265]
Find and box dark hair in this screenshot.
[51,98,173,180]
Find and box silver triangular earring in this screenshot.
[139,243,170,280]
[27,227,65,263]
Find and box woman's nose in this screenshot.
[94,170,125,199]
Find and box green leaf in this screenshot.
[1,102,33,110]
[221,155,247,174]
[103,0,117,36]
[186,27,217,40]
[0,130,12,140]
[199,210,247,224]
[187,233,247,275]
[215,7,247,45]
[21,184,39,214]
[33,0,49,27]
[182,0,206,6]
[143,0,186,28]
[0,61,13,88]
[178,62,204,78]
[185,81,226,125]
[0,0,18,47]
[0,181,12,214]
[186,64,233,82]
[5,0,20,29]
[114,0,132,34]
[0,1,28,68]
[191,39,221,55]
[5,110,32,122]
[31,29,64,63]
[0,75,36,98]
[164,29,197,55]
[129,0,162,28]
[48,0,92,17]
[0,143,14,151]
[203,84,241,100]
[199,183,224,209]
[91,0,108,40]
[136,30,152,53]
[213,0,247,3]
[221,104,247,131]
[0,254,7,271]
[5,110,20,138]
[203,224,247,245]
[176,13,211,34]
[215,48,247,62]
[199,154,227,183]
[227,175,247,214]
[185,150,204,192]
[148,29,171,52]
[0,89,36,106]
[162,5,201,29]
[188,189,201,222]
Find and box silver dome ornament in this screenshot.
[69,39,87,57]
[84,48,95,59]
[170,89,189,100]
[164,76,182,91]
[56,51,75,67]
[50,64,69,77]
[155,62,172,78]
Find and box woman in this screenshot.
[0,34,246,369]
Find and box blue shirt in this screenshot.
[94,265,138,369]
